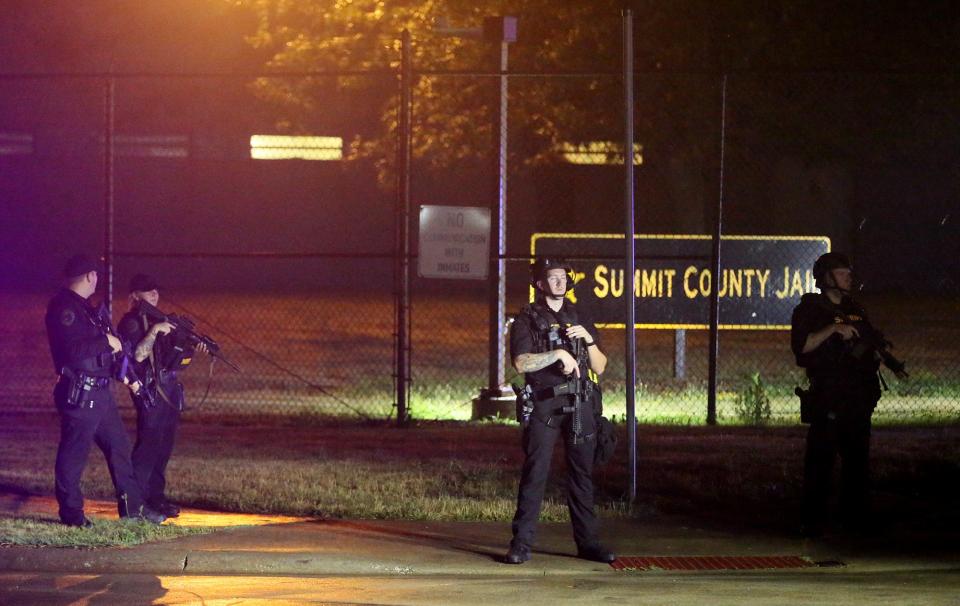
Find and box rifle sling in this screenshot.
[143,314,178,410]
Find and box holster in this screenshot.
[64,369,84,408]
[594,415,617,466]
[512,383,534,426]
[795,386,825,424]
[59,367,108,408]
[141,376,184,412]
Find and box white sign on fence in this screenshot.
[418,205,490,280]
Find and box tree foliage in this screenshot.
[234,0,960,241]
[235,0,633,184]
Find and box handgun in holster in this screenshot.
[512,383,534,426]
[60,367,91,408]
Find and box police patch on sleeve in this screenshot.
[60,309,76,326]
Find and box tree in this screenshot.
[237,1,634,178]
[235,0,960,243]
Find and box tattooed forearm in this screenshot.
[134,332,158,362]
[514,351,560,373]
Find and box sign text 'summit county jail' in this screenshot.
[531,233,830,329]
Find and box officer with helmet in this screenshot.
[791,252,905,536]
[504,257,615,564]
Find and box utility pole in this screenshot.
[435,16,519,418]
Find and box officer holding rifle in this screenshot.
[44,255,165,527]
[504,257,614,565]
[118,273,207,519]
[791,252,908,537]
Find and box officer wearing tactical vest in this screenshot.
[44,254,166,527]
[791,252,907,537]
[504,257,615,565]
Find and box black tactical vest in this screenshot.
[521,301,591,377]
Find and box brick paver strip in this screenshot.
[611,555,816,571]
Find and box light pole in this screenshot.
[436,16,518,416]
[483,16,516,407]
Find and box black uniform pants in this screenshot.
[132,380,182,507]
[802,412,872,527]
[54,379,145,524]
[511,397,599,550]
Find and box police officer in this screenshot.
[118,273,203,519]
[791,252,905,536]
[44,254,165,526]
[504,258,615,565]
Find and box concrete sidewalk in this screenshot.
[1,493,958,578]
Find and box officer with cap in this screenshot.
[791,252,904,536]
[44,254,165,526]
[504,257,615,565]
[118,273,204,519]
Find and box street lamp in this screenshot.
[435,16,518,416]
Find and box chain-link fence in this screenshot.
[714,72,960,424]
[0,73,403,419]
[2,25,958,424]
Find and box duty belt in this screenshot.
[60,370,110,390]
[530,379,589,402]
[82,375,111,389]
[528,378,594,444]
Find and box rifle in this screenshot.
[847,323,909,381]
[549,309,594,444]
[809,294,909,382]
[93,302,157,408]
[561,336,586,443]
[135,300,241,372]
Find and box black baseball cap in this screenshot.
[63,254,102,279]
[129,273,160,293]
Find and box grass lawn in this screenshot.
[0,516,212,548]
[2,412,959,547]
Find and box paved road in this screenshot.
[3,569,960,605]
[2,493,959,605]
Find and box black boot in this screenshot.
[577,543,616,563]
[151,501,181,518]
[136,506,167,524]
[504,542,531,564]
[118,493,166,524]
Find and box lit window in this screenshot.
[558,141,643,165]
[0,133,33,156]
[250,135,343,160]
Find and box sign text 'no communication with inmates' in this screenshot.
[418,205,491,280]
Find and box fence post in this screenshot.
[486,20,513,399]
[395,30,413,425]
[622,9,638,502]
[707,74,728,426]
[103,75,115,317]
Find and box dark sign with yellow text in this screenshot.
[530,234,830,329]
